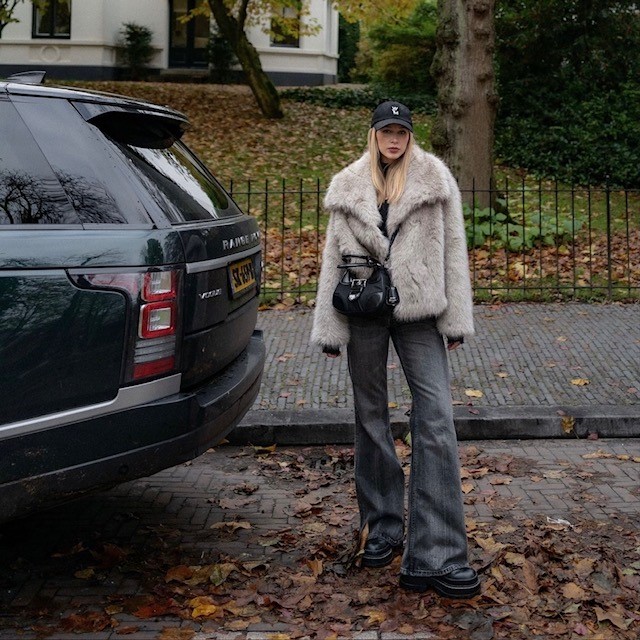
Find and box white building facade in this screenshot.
[0,0,338,85]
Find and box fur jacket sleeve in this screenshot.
[311,145,474,350]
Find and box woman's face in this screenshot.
[375,124,410,163]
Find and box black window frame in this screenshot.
[32,0,72,39]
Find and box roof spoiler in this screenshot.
[7,71,47,85]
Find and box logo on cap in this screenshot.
[391,106,399,115]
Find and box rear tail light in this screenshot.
[133,331,176,379]
[139,302,176,339]
[143,271,175,302]
[133,271,179,380]
[71,267,182,384]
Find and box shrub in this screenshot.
[495,1,640,187]
[208,34,237,83]
[464,199,586,251]
[496,84,640,188]
[117,23,154,81]
[280,86,435,114]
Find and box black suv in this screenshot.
[0,72,265,522]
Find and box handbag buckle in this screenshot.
[348,278,367,301]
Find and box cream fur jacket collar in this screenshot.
[311,145,474,350]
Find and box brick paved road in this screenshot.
[1,438,638,639]
[254,304,640,412]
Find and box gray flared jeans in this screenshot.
[347,315,470,577]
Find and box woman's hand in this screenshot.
[447,340,462,351]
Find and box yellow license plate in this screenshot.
[229,257,256,297]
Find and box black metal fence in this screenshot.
[228,178,639,303]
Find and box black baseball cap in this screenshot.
[371,101,413,132]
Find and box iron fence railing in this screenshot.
[228,178,639,303]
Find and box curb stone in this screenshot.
[190,634,438,640]
[232,405,640,445]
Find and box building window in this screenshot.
[271,5,300,48]
[33,0,71,38]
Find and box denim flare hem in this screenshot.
[373,533,404,548]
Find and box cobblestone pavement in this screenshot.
[253,303,640,412]
[1,302,638,638]
[1,439,639,640]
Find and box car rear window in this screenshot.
[85,109,242,224]
[0,98,80,225]
[12,96,153,225]
[2,92,241,228]
[115,140,239,224]
[99,118,241,224]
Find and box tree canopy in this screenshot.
[363,0,438,95]
[1,0,25,37]
[0,0,46,38]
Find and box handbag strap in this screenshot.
[337,255,380,269]
[339,226,401,268]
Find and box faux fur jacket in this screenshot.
[311,145,474,351]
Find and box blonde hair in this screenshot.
[368,127,414,205]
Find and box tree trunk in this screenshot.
[431,0,497,209]
[208,0,284,119]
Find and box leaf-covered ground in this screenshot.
[1,442,638,639]
[67,82,404,184]
[63,81,638,301]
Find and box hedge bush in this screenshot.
[495,1,640,188]
[280,86,435,115]
[496,83,640,188]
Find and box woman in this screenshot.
[311,101,480,598]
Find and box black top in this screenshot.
[379,200,389,237]
[379,161,390,236]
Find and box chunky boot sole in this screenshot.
[399,572,481,599]
[361,547,394,568]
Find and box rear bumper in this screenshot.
[0,330,265,523]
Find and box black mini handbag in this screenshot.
[332,229,400,318]
[332,256,399,317]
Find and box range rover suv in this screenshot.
[0,72,265,522]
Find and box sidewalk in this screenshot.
[235,302,640,444]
